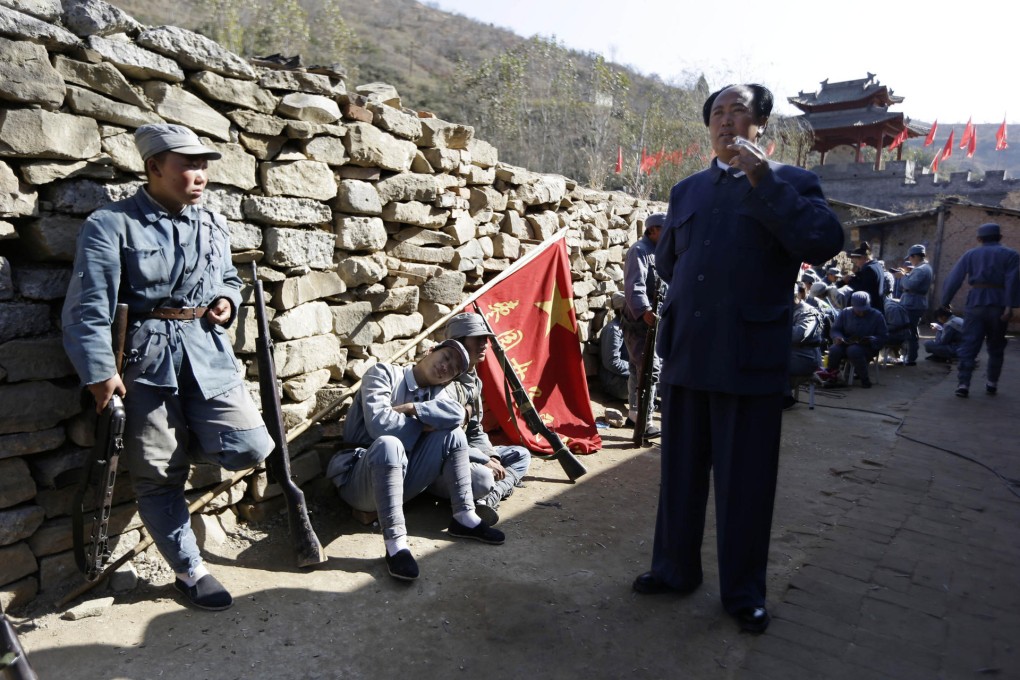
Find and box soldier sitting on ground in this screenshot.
[326,339,504,582]
[924,305,965,363]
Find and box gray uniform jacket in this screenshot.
[899,262,932,311]
[831,308,890,349]
[624,235,660,322]
[654,161,844,395]
[941,242,1020,309]
[328,363,466,488]
[62,189,242,399]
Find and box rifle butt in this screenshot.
[553,447,588,480]
[0,613,38,680]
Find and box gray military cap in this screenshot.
[134,124,222,161]
[444,313,495,340]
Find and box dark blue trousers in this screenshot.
[958,305,1009,386]
[651,385,782,613]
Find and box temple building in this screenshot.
[789,73,931,170]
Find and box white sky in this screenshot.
[428,0,1016,130]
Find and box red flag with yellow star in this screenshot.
[472,237,601,455]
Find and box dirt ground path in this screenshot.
[12,354,958,680]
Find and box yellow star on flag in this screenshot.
[534,282,575,336]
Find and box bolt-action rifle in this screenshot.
[72,303,128,581]
[251,263,326,567]
[633,278,660,447]
[471,302,587,481]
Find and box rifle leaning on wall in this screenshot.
[72,303,128,581]
[250,263,326,568]
[471,301,587,481]
[632,278,660,447]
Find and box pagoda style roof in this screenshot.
[789,73,905,113]
[798,107,931,153]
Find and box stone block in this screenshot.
[369,102,422,141]
[62,0,140,37]
[0,334,75,381]
[37,549,76,592]
[87,34,184,82]
[0,108,100,160]
[52,55,149,109]
[227,220,262,251]
[376,173,440,204]
[260,160,337,201]
[0,427,65,461]
[277,93,341,124]
[0,543,36,587]
[0,381,79,435]
[386,240,454,265]
[0,575,37,612]
[468,138,498,168]
[14,213,81,261]
[343,122,416,172]
[192,512,227,551]
[0,35,65,110]
[335,180,382,215]
[100,131,144,174]
[205,141,257,191]
[282,368,331,403]
[381,200,449,229]
[242,195,332,227]
[335,215,386,252]
[330,300,372,337]
[270,301,333,341]
[227,109,287,136]
[137,25,255,80]
[272,270,346,310]
[0,5,79,49]
[377,312,423,342]
[0,504,45,547]
[420,269,466,306]
[259,70,336,96]
[3,0,61,22]
[356,82,400,107]
[273,333,343,379]
[418,118,473,150]
[64,85,162,129]
[303,135,349,166]
[526,210,561,240]
[187,70,276,113]
[142,81,231,141]
[263,227,335,270]
[363,285,419,314]
[108,560,138,592]
[249,449,323,502]
[336,254,387,287]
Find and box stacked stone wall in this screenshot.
[0,0,662,608]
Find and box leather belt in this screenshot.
[970,283,1004,289]
[147,306,208,320]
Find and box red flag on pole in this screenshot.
[888,127,909,150]
[474,237,601,455]
[930,148,943,173]
[959,117,974,149]
[966,126,977,158]
[924,120,938,146]
[996,117,1009,151]
[614,146,623,173]
[940,129,955,161]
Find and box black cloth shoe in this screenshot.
[986,383,998,395]
[903,361,917,366]
[632,571,700,595]
[860,376,872,388]
[782,395,798,410]
[174,574,233,611]
[734,606,770,633]
[447,518,505,544]
[623,417,636,428]
[473,501,500,527]
[385,549,419,581]
[955,385,969,398]
[643,425,661,438]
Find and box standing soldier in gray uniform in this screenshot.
[941,222,1020,397]
[62,124,273,611]
[622,212,666,437]
[894,244,933,366]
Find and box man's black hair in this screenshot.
[935,305,953,318]
[701,84,774,126]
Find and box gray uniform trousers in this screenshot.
[336,428,474,542]
[124,357,272,575]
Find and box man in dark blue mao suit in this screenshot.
[631,84,844,633]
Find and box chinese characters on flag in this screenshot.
[472,238,601,455]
